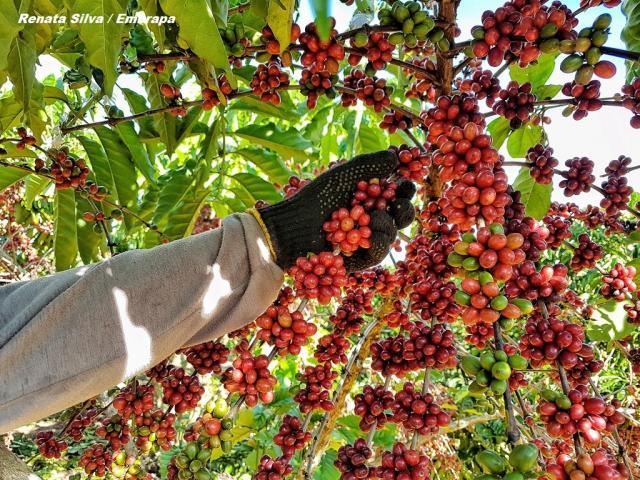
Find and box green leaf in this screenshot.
[144,73,177,154]
[587,298,635,342]
[310,0,330,41]
[43,85,69,105]
[93,126,139,226]
[266,0,294,53]
[235,147,291,184]
[115,122,156,183]
[176,106,203,145]
[250,0,269,19]
[231,172,282,204]
[139,0,165,49]
[72,0,128,95]
[76,196,104,264]
[507,123,542,158]
[535,84,562,100]
[233,123,314,160]
[159,0,234,81]
[0,95,23,134]
[622,0,640,80]
[54,189,78,271]
[7,28,37,111]
[0,166,28,192]
[0,1,22,71]
[121,87,157,139]
[24,175,51,206]
[487,117,510,150]
[160,185,210,240]
[314,449,339,480]
[356,121,386,153]
[228,97,297,121]
[512,167,552,220]
[509,53,557,89]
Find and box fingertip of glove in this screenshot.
[351,150,398,177]
[392,198,416,229]
[396,179,417,200]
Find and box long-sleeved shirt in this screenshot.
[0,213,283,433]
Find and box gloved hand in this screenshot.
[251,151,416,272]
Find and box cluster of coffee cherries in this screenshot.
[505,261,569,302]
[420,94,485,143]
[570,233,603,272]
[35,431,68,459]
[160,367,205,414]
[96,415,131,450]
[167,441,215,480]
[461,349,528,396]
[559,157,595,197]
[599,263,636,301]
[375,442,430,480]
[250,61,290,106]
[538,387,625,444]
[299,68,339,109]
[183,398,231,451]
[47,149,92,190]
[348,32,395,72]
[222,351,277,406]
[391,383,451,434]
[527,144,558,185]
[547,449,630,480]
[298,18,345,74]
[600,173,633,217]
[78,443,113,477]
[273,415,312,459]
[287,252,348,304]
[380,111,414,135]
[295,362,337,413]
[112,383,155,419]
[255,305,317,355]
[335,438,374,480]
[15,126,36,150]
[323,205,373,255]
[377,1,438,49]
[458,69,501,106]
[621,77,640,128]
[562,80,602,120]
[181,341,230,375]
[345,71,394,113]
[492,81,536,129]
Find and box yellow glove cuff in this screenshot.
[246,208,278,263]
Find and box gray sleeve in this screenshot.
[0,213,283,433]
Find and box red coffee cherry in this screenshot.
[354,384,394,431]
[323,206,373,255]
[570,233,603,272]
[600,263,637,301]
[299,18,345,74]
[404,57,437,102]
[375,442,430,480]
[250,60,290,105]
[391,383,451,435]
[299,68,339,109]
[315,333,350,365]
[254,455,293,480]
[421,94,485,143]
[621,77,640,128]
[256,305,317,356]
[287,252,348,304]
[96,414,131,451]
[160,368,205,414]
[458,69,501,106]
[348,32,395,71]
[380,110,414,134]
[600,174,632,217]
[335,439,373,480]
[295,363,337,413]
[112,383,155,420]
[35,431,68,459]
[527,144,558,185]
[133,409,177,452]
[388,144,431,182]
[492,81,536,129]
[562,80,602,120]
[559,157,595,196]
[180,341,230,375]
[223,352,277,406]
[274,415,312,459]
[79,444,113,477]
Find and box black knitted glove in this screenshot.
[256,151,416,272]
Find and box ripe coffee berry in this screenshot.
[505,216,549,261]
[492,81,536,129]
[113,383,155,419]
[35,431,68,459]
[465,321,494,349]
[527,144,558,185]
[600,263,637,301]
[299,18,345,74]
[323,205,372,255]
[331,303,365,335]
[282,175,311,198]
[351,74,393,113]
[96,414,131,450]
[250,61,290,105]
[160,368,205,414]
[274,415,312,459]
[562,80,602,120]
[15,127,36,150]
[79,444,113,477]
[542,214,572,249]
[621,77,640,128]
[380,110,414,134]
[181,341,230,375]
[315,333,350,365]
[391,383,451,434]
[624,300,640,324]
[458,69,501,106]
[134,409,177,452]
[299,68,339,109]
[66,407,98,442]
[375,442,430,480]
[287,252,348,304]
[160,83,180,99]
[605,155,632,176]
[348,32,395,71]
[505,261,569,302]
[388,144,430,182]
[570,233,603,272]
[408,273,459,323]
[295,363,337,413]
[223,352,277,406]
[335,439,373,480]
[421,94,485,143]
[354,384,394,431]
[600,174,632,217]
[559,157,595,196]
[50,150,91,190]
[441,168,511,230]
[256,305,317,355]
[432,122,499,182]
[404,57,437,102]
[352,178,398,212]
[254,455,293,480]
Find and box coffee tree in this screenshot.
[1,0,640,479]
